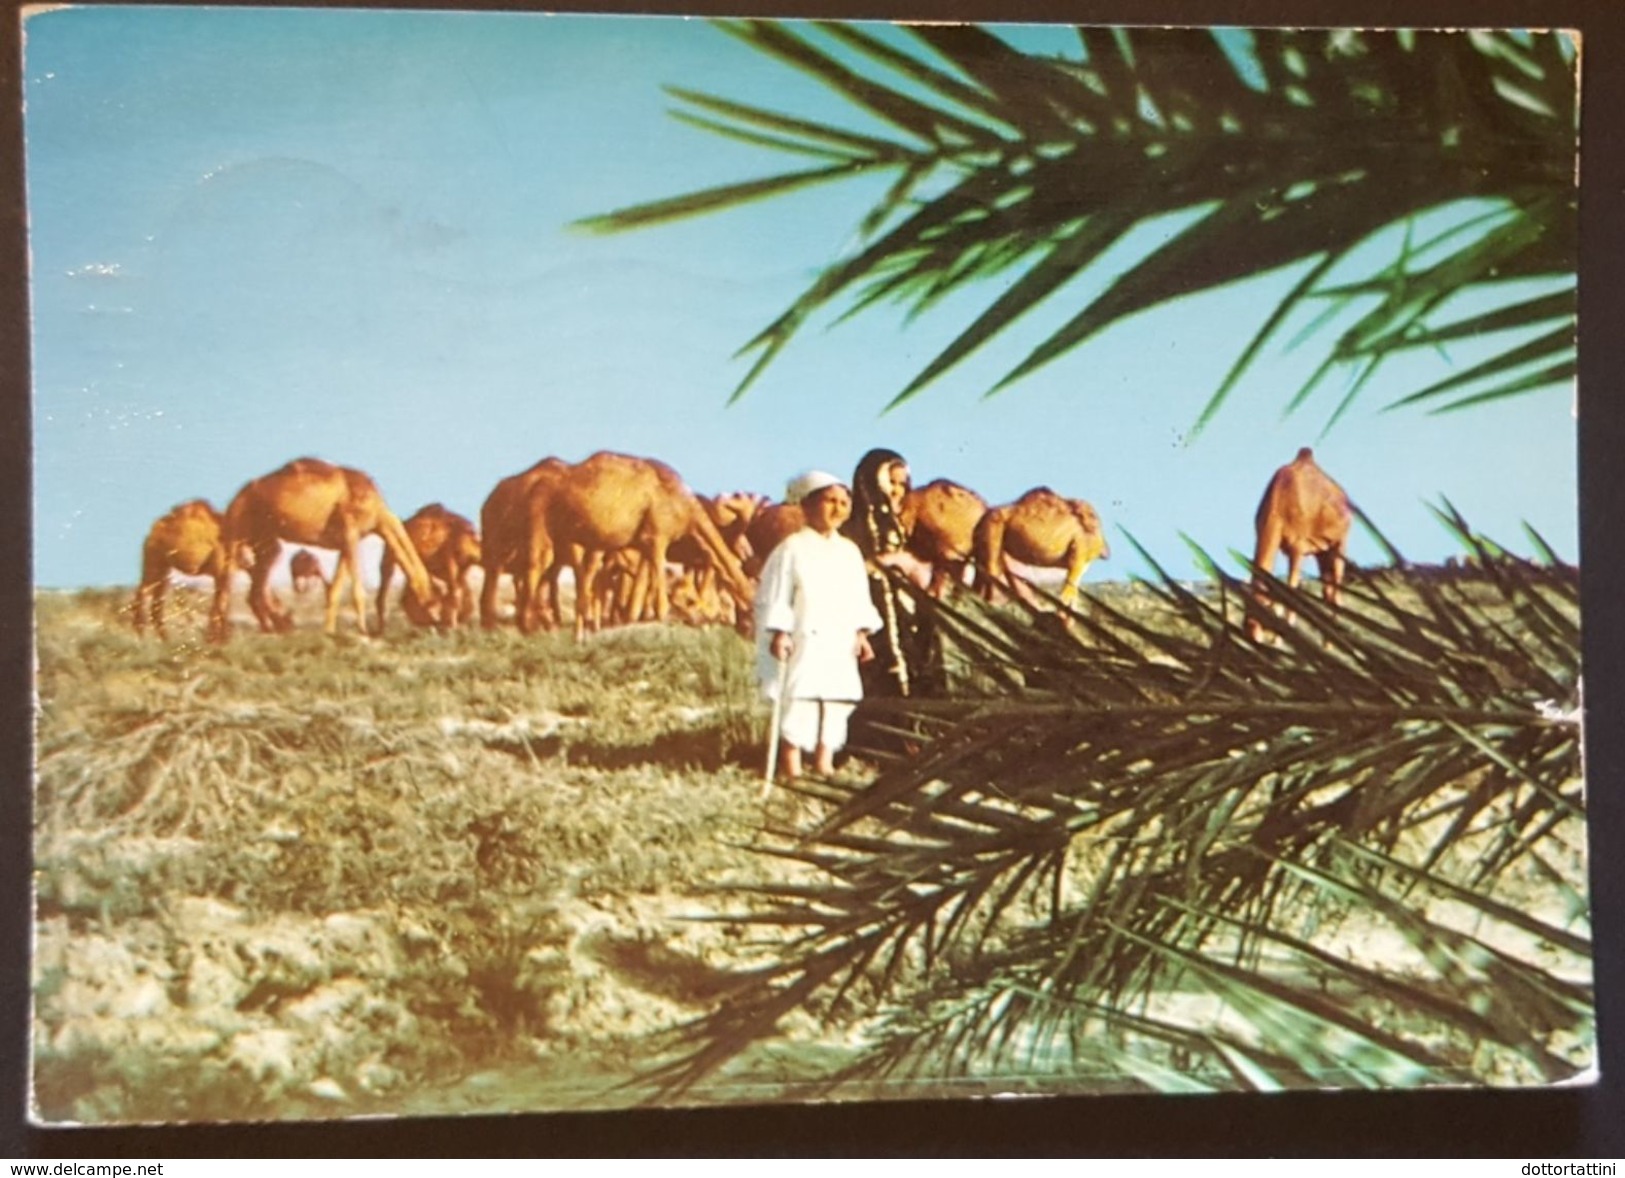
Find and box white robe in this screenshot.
[755,528,883,704]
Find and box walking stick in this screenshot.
[762,649,792,799]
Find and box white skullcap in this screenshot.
[785,470,844,505]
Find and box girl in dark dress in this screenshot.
[843,448,944,701]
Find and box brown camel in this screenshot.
[132,499,234,642]
[741,501,805,578]
[974,487,1110,608]
[541,451,755,640]
[1248,447,1352,642]
[668,491,766,628]
[289,549,326,595]
[379,503,483,631]
[478,457,572,630]
[222,457,439,637]
[584,546,645,629]
[900,478,988,598]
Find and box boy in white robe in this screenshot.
[756,470,884,779]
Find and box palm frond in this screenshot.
[583,24,1577,429]
[642,524,1587,1100]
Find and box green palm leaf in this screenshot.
[583,24,1576,430]
[638,525,1587,1100]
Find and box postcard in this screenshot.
[22,7,1591,1124]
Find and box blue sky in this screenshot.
[23,8,1578,589]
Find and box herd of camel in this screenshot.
[129,447,1352,646]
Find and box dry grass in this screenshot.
[33,586,800,1122]
[30,571,1588,1120]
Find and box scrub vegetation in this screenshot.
[30,535,1590,1122]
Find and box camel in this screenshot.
[289,549,326,595]
[541,451,755,640]
[974,488,1109,608]
[669,564,728,626]
[478,457,572,630]
[132,499,234,642]
[222,457,439,637]
[583,546,645,629]
[1248,447,1352,642]
[900,478,988,598]
[668,491,766,628]
[742,501,806,578]
[379,503,483,631]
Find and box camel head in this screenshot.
[402,577,445,623]
[1072,500,1110,561]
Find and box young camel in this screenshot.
[378,503,482,631]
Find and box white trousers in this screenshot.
[781,699,855,753]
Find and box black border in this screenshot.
[3,0,1620,1158]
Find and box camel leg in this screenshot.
[516,533,553,636]
[351,544,371,635]
[1278,548,1305,635]
[1247,522,1284,643]
[377,549,397,633]
[375,510,437,624]
[208,570,232,644]
[648,540,672,622]
[149,576,170,641]
[324,554,349,635]
[1060,544,1095,608]
[623,555,652,626]
[133,565,159,636]
[457,568,477,627]
[1318,547,1346,608]
[480,552,505,630]
[436,560,458,628]
[131,583,149,635]
[323,524,368,636]
[248,539,288,633]
[574,550,605,642]
[544,558,566,631]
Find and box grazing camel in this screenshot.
[132,499,234,642]
[583,546,645,629]
[669,564,728,626]
[742,501,806,578]
[478,457,572,630]
[289,549,326,596]
[900,478,988,598]
[974,488,1109,608]
[379,503,483,631]
[541,451,755,640]
[222,457,439,637]
[1248,447,1352,642]
[668,491,766,628]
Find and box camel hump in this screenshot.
[169,498,220,522]
[275,456,337,477]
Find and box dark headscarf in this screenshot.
[843,448,945,703]
[844,448,910,560]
